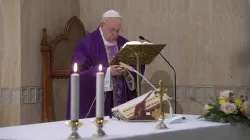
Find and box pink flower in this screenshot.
[243,102,250,119]
[219,90,232,100]
[220,102,237,114]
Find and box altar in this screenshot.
[0,114,249,140]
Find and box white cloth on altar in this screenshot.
[0,115,250,140]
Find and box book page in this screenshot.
[122,41,142,49]
[142,41,153,44]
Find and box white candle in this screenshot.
[96,64,104,118]
[71,63,80,121]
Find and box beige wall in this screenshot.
[0,0,79,127]
[80,0,250,85]
[80,0,250,114]
[20,0,80,87]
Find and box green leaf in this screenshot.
[207,103,213,106]
[211,114,222,122]
[220,118,227,123]
[203,112,211,119]
[228,117,236,126]
[215,96,219,101]
[229,92,234,97]
[231,115,241,122]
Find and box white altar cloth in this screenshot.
[0,115,249,140]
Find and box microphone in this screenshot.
[139,36,151,43]
[139,36,177,114]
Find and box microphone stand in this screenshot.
[159,53,177,114]
[139,37,177,114]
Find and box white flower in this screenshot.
[204,104,210,111]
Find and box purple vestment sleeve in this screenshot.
[70,43,108,75]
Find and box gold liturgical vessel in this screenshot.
[65,120,83,140]
[92,118,108,137]
[155,80,168,129]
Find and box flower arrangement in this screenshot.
[199,90,250,127]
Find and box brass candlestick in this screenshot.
[155,80,168,129]
[65,120,83,140]
[92,118,108,137]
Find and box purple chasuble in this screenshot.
[66,28,145,119]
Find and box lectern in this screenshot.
[110,43,166,97]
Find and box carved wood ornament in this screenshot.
[40,16,86,122]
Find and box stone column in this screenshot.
[0,0,79,127]
[0,0,22,126]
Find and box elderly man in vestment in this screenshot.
[66,10,145,119]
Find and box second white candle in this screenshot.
[96,64,104,118]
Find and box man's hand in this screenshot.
[110,65,128,76]
[120,68,128,77]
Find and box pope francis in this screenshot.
[66,10,145,119]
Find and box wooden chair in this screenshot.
[40,16,86,122]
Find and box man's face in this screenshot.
[100,17,122,43]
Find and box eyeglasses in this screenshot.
[103,23,123,34]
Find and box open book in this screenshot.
[109,40,165,65]
[111,89,170,121]
[121,41,153,49]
